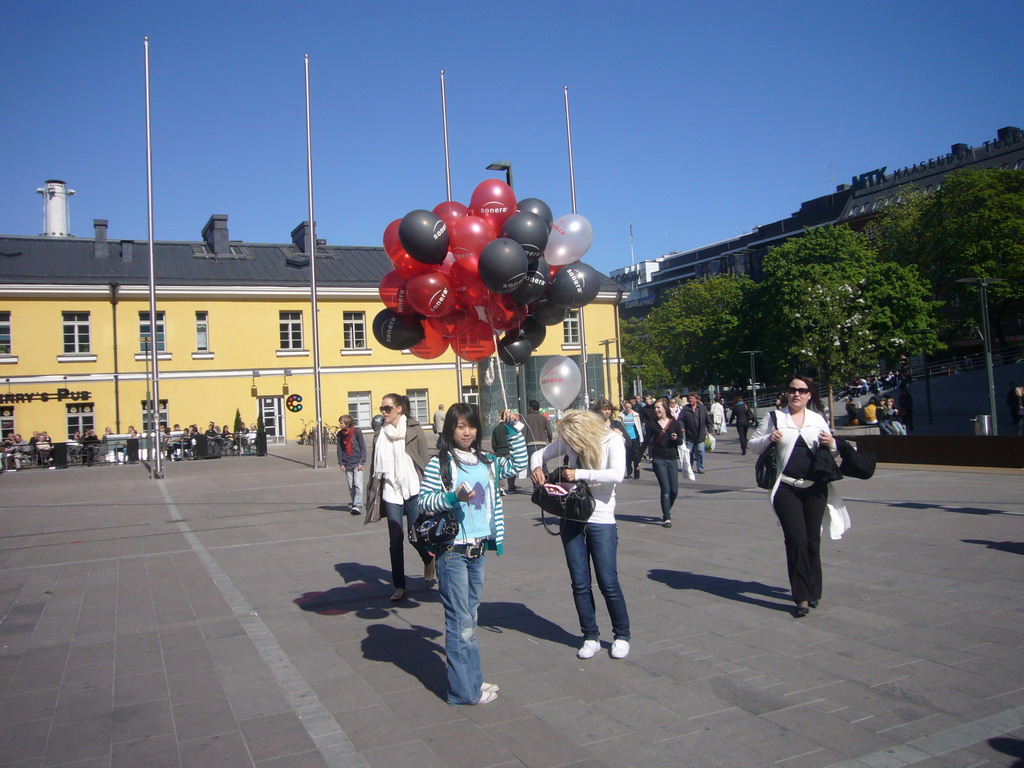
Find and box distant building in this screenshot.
[0,206,622,442]
[613,125,1024,315]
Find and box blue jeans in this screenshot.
[383,497,430,589]
[436,549,486,705]
[685,439,705,471]
[342,466,364,511]
[651,456,678,518]
[560,521,630,642]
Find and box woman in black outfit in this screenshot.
[648,397,684,528]
[749,375,848,617]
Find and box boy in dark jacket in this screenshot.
[337,414,367,515]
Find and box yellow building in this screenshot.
[0,214,623,443]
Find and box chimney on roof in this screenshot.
[202,214,229,255]
[996,126,1022,143]
[36,180,76,237]
[93,219,109,259]
[291,221,315,254]
[951,143,970,155]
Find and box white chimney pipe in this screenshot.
[36,179,76,237]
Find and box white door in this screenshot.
[259,397,286,445]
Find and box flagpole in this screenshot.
[144,37,163,479]
[564,86,590,408]
[440,70,464,401]
[305,55,325,468]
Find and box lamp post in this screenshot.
[956,277,1003,435]
[486,161,513,190]
[740,350,763,419]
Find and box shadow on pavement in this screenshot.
[478,601,578,648]
[648,568,793,613]
[962,539,1024,556]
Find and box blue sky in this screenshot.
[2,0,1021,277]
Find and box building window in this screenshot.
[63,311,91,353]
[461,386,479,407]
[407,389,428,424]
[280,311,303,350]
[66,403,95,439]
[343,311,366,350]
[0,407,13,439]
[139,311,166,352]
[563,309,580,345]
[347,391,371,431]
[0,312,10,355]
[195,312,209,352]
[140,399,168,433]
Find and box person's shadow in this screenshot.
[477,601,578,648]
[649,569,792,613]
[292,562,438,619]
[361,622,448,701]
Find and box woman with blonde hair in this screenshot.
[530,410,630,659]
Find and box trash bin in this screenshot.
[971,414,991,436]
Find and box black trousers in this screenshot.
[626,437,641,474]
[735,425,749,454]
[772,482,828,604]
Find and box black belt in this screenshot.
[442,542,487,558]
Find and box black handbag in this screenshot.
[754,411,778,490]
[531,467,595,534]
[411,510,460,545]
[835,436,876,479]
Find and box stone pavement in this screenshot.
[0,433,1022,768]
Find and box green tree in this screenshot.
[758,225,939,410]
[868,168,1024,345]
[645,274,756,388]
[620,315,671,396]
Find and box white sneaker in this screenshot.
[610,639,630,659]
[577,640,601,659]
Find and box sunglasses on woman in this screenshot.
[787,387,811,395]
[379,405,394,413]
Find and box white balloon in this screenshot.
[545,214,593,266]
[539,356,582,410]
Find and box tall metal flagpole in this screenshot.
[564,86,590,408]
[144,37,163,480]
[305,55,326,468]
[440,70,464,399]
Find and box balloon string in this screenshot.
[486,308,510,414]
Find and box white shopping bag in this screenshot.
[678,444,696,481]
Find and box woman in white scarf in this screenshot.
[368,393,433,601]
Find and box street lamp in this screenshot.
[486,161,513,190]
[740,351,763,419]
[956,277,1004,435]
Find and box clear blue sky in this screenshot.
[2,0,1021,277]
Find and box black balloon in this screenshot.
[398,209,449,265]
[519,316,546,349]
[500,212,549,260]
[372,308,425,350]
[478,238,528,294]
[509,256,549,306]
[548,262,601,309]
[497,333,532,366]
[532,299,567,326]
[516,197,554,230]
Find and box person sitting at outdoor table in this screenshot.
[3,434,28,470]
[32,431,53,466]
[81,429,102,465]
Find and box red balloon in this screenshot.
[379,270,415,315]
[383,219,404,261]
[428,307,477,338]
[450,264,489,307]
[470,180,516,232]
[433,201,470,231]
[406,271,457,317]
[409,320,449,359]
[452,321,496,362]
[450,215,496,262]
[485,293,521,331]
[391,249,434,278]
[548,262,563,280]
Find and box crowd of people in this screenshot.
[337,382,859,708]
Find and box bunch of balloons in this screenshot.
[372,179,602,365]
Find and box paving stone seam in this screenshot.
[155,479,370,768]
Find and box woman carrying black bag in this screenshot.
[749,375,849,618]
[530,410,631,660]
